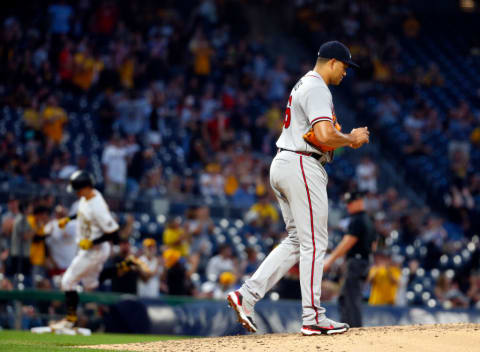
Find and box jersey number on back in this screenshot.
[284,95,292,129]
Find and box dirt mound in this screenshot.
[86,323,480,352]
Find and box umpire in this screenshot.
[323,191,377,327]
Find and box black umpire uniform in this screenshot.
[337,192,377,327]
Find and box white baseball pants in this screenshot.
[61,242,111,291]
[240,150,329,325]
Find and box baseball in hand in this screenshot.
[349,127,369,148]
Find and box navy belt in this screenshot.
[278,148,325,165]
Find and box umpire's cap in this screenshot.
[68,170,95,192]
[342,190,365,203]
[318,41,359,68]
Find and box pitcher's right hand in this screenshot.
[349,127,369,148]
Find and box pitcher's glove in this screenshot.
[303,119,342,153]
[78,238,94,250]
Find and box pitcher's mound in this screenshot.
[85,323,480,352]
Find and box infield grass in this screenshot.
[0,329,187,352]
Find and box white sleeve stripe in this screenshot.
[311,117,333,125]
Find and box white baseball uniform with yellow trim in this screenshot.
[239,70,335,325]
[62,189,119,291]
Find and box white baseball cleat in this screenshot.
[301,317,350,335]
[49,318,75,331]
[32,325,91,336]
[227,291,257,333]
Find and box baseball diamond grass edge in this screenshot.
[0,330,189,352]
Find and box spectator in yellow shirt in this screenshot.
[265,101,283,135]
[403,14,420,38]
[23,98,42,137]
[41,95,68,144]
[249,192,279,228]
[27,206,51,277]
[163,217,190,257]
[119,55,134,89]
[367,251,401,305]
[373,56,392,83]
[189,32,214,76]
[72,46,104,91]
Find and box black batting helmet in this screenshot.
[68,170,95,192]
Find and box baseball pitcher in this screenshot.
[228,41,370,335]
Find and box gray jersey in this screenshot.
[276,70,335,155]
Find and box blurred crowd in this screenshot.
[0,195,267,296]
[291,0,480,233]
[1,0,480,329]
[0,0,286,202]
[1,162,480,324]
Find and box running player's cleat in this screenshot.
[49,318,75,331]
[301,317,350,335]
[227,291,257,333]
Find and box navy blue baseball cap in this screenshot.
[318,41,359,68]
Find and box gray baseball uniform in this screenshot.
[239,70,335,326]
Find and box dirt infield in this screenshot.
[86,323,480,352]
